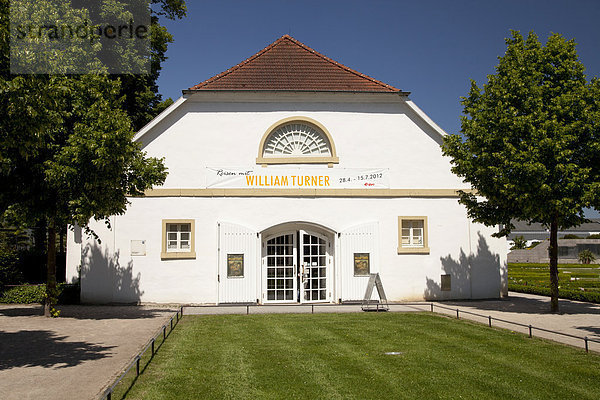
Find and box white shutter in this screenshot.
[339,222,379,301]
[218,222,258,303]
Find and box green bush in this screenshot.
[561,234,582,239]
[509,284,600,303]
[0,284,45,303]
[527,241,542,249]
[587,233,600,239]
[0,283,80,304]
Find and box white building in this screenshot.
[66,35,507,304]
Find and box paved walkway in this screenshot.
[0,304,176,400]
[430,291,600,351]
[185,292,600,351]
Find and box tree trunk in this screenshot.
[44,221,57,317]
[549,218,559,313]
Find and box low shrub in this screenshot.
[0,284,45,303]
[509,283,600,303]
[0,283,80,304]
[587,233,600,239]
[561,234,582,239]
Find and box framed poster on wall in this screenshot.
[227,254,244,278]
[354,253,370,276]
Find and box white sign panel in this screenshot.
[131,240,146,256]
[206,168,389,189]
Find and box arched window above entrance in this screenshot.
[256,117,339,166]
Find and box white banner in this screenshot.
[206,167,389,189]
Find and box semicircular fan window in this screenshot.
[263,123,331,157]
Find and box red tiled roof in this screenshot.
[188,35,405,93]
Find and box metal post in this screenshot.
[430,303,433,313]
[177,311,179,322]
[376,304,379,312]
[585,337,589,353]
[136,357,140,376]
[151,338,155,355]
[488,316,492,328]
[312,304,314,314]
[456,309,459,319]
[528,325,532,338]
[181,305,184,316]
[170,317,173,330]
[107,391,112,400]
[246,305,249,315]
[163,325,166,341]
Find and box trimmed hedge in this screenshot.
[0,283,80,304]
[509,283,600,303]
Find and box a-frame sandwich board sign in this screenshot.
[361,273,389,311]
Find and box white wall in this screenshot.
[69,196,506,303]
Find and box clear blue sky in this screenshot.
[156,0,600,216]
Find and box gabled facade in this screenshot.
[66,35,508,304]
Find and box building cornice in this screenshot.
[141,188,475,198]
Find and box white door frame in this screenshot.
[261,228,332,303]
[298,230,331,303]
[262,231,297,303]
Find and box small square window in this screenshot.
[398,217,429,254]
[162,220,195,259]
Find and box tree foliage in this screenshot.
[442,31,600,311]
[0,0,177,315]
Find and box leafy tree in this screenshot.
[0,1,170,316]
[72,0,187,129]
[443,31,600,312]
[510,236,527,250]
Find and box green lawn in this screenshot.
[508,263,600,302]
[121,313,600,400]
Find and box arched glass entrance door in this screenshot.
[263,230,331,303]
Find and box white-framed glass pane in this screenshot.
[401,219,425,247]
[166,222,192,252]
